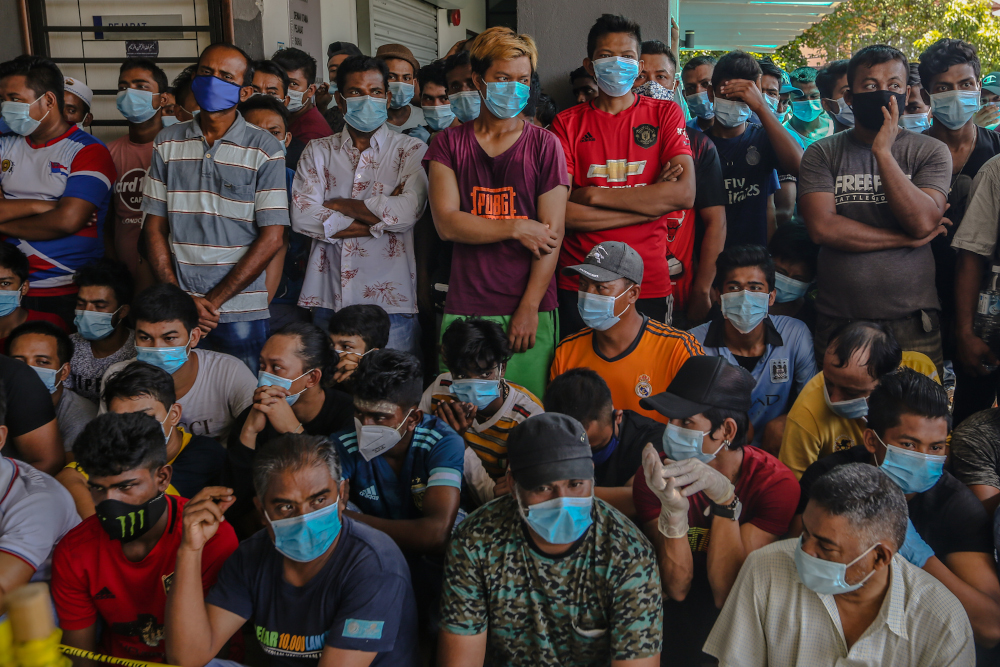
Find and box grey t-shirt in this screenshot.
[55,389,97,451]
[66,330,137,403]
[798,128,951,320]
[949,407,1000,489]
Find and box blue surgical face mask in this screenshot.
[344,95,388,133]
[876,433,945,494]
[0,289,20,317]
[422,104,456,131]
[161,115,180,127]
[577,288,631,332]
[823,382,868,419]
[389,82,414,109]
[258,369,313,406]
[713,97,751,127]
[791,98,824,123]
[266,499,342,562]
[794,536,878,595]
[116,89,159,123]
[136,338,192,375]
[1,99,47,136]
[774,273,810,303]
[720,290,769,334]
[190,75,242,113]
[661,423,725,463]
[592,56,641,98]
[519,493,594,544]
[834,97,855,127]
[765,94,780,117]
[31,364,63,395]
[74,307,120,341]
[450,91,481,123]
[450,378,501,410]
[900,114,931,132]
[481,81,530,120]
[328,82,338,95]
[685,91,714,119]
[930,89,979,130]
[286,89,306,113]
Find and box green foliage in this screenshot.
[679,49,804,72]
[914,0,1000,73]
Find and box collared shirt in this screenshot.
[290,124,428,313]
[703,539,975,667]
[690,314,817,446]
[141,113,289,322]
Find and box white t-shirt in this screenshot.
[99,348,256,441]
[0,457,80,581]
[387,105,425,133]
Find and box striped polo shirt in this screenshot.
[141,113,289,322]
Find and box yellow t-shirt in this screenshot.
[64,428,194,496]
[779,351,939,479]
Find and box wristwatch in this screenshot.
[710,496,742,521]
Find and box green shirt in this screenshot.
[440,495,663,666]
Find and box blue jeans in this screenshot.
[200,318,270,371]
[312,308,422,364]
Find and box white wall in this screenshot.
[436,0,484,58]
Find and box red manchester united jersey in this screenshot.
[551,95,692,298]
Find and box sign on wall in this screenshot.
[88,15,183,41]
[288,0,323,78]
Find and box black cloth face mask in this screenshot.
[849,90,906,132]
[96,493,168,543]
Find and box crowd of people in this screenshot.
[2,9,1000,667]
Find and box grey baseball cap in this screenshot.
[562,241,643,285]
[328,41,363,59]
[507,413,594,489]
[983,72,1000,96]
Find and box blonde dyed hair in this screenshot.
[468,26,538,77]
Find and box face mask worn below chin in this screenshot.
[355,408,413,461]
[258,369,314,406]
[720,290,769,334]
[713,97,751,127]
[481,81,530,120]
[449,91,481,122]
[449,378,502,410]
[685,91,714,119]
[344,95,388,133]
[850,90,906,132]
[823,382,868,419]
[266,500,342,562]
[74,307,120,341]
[519,493,594,544]
[96,493,168,543]
[794,536,879,595]
[876,433,945,494]
[774,273,810,303]
[592,56,641,97]
[577,289,631,331]
[388,82,414,108]
[661,423,726,463]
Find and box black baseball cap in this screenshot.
[328,42,363,59]
[640,356,753,418]
[507,413,594,488]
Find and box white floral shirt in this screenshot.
[290,124,428,313]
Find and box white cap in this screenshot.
[63,77,93,109]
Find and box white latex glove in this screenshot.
[660,457,735,506]
[642,443,689,538]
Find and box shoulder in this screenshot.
[555,327,594,352]
[900,352,939,383]
[553,102,589,128]
[952,408,1000,449]
[896,556,971,626]
[743,446,800,490]
[414,415,464,451]
[743,538,796,578]
[899,128,949,154]
[644,320,704,354]
[771,315,813,343]
[508,383,543,414]
[451,495,520,546]
[688,322,710,342]
[154,121,196,144]
[183,433,227,458]
[194,349,255,377]
[67,129,109,152]
[241,121,284,156]
[341,517,409,573]
[594,498,654,556]
[55,515,103,554]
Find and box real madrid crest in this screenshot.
[746,145,760,166]
[635,373,652,398]
[633,124,658,149]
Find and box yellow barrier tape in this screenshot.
[15,629,69,667]
[58,645,180,667]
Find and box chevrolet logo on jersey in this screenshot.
[587,160,647,183]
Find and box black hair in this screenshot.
[524,70,541,118]
[768,224,819,276]
[827,320,902,380]
[816,59,849,98]
[441,318,513,377]
[712,50,761,88]
[238,94,292,133]
[418,60,448,90]
[335,55,390,94]
[252,59,292,97]
[0,243,29,284]
[102,361,176,409]
[641,40,676,68]
[272,47,318,85]
[682,55,716,75]
[327,304,390,350]
[918,38,980,92]
[867,367,950,437]
[201,43,254,87]
[714,244,776,292]
[119,58,169,94]
[535,92,557,126]
[274,322,339,381]
[569,66,596,83]
[545,368,614,427]
[587,14,642,59]
[352,349,423,409]
[908,62,922,88]
[7,320,73,365]
[73,258,133,307]
[847,45,908,89]
[758,58,785,83]
[0,55,65,113]
[704,406,750,449]
[171,64,198,107]
[132,284,199,335]
[444,50,471,77]
[73,412,168,478]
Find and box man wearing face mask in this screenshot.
[418,60,460,139]
[800,45,952,374]
[0,243,68,351]
[550,242,704,424]
[690,246,817,450]
[444,50,480,124]
[901,63,932,133]
[271,47,333,143]
[768,223,819,326]
[292,55,428,360]
[784,66,835,149]
[0,55,117,327]
[633,355,800,665]
[315,41,363,118]
[817,59,854,131]
[62,77,93,130]
[682,56,717,132]
[52,412,238,664]
[553,14,695,334]
[791,368,1000,649]
[438,412,663,667]
[108,58,168,282]
[375,44,427,139]
[779,320,939,479]
[705,462,973,664]
[141,44,289,371]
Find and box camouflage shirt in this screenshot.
[440,495,663,666]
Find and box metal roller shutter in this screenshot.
[371,0,438,68]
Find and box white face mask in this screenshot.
[287,89,306,112]
[354,409,413,461]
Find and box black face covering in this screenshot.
[849,90,907,132]
[96,493,168,543]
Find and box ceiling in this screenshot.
[679,0,842,53]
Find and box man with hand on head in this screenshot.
[271,47,333,143]
[438,412,663,667]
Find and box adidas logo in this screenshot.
[359,485,379,501]
[581,132,596,142]
[95,587,116,600]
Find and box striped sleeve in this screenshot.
[424,427,464,488]
[253,151,290,227]
[64,142,116,205]
[141,141,168,217]
[428,466,463,489]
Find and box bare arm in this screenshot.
[62,625,97,667]
[0,197,96,240]
[705,521,780,609]
[437,630,487,667]
[801,192,945,252]
[926,552,1000,648]
[613,658,660,667]
[954,250,998,375]
[56,467,96,519]
[719,79,802,176]
[345,485,460,555]
[141,213,180,285]
[264,229,288,302]
[571,155,697,216]
[968,485,1000,515]
[0,198,57,224]
[13,420,64,475]
[205,225,285,309]
[595,483,636,518]
[688,205,726,323]
[642,519,694,602]
[318,647,378,667]
[0,551,35,611]
[774,182,796,226]
[564,201,652,232]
